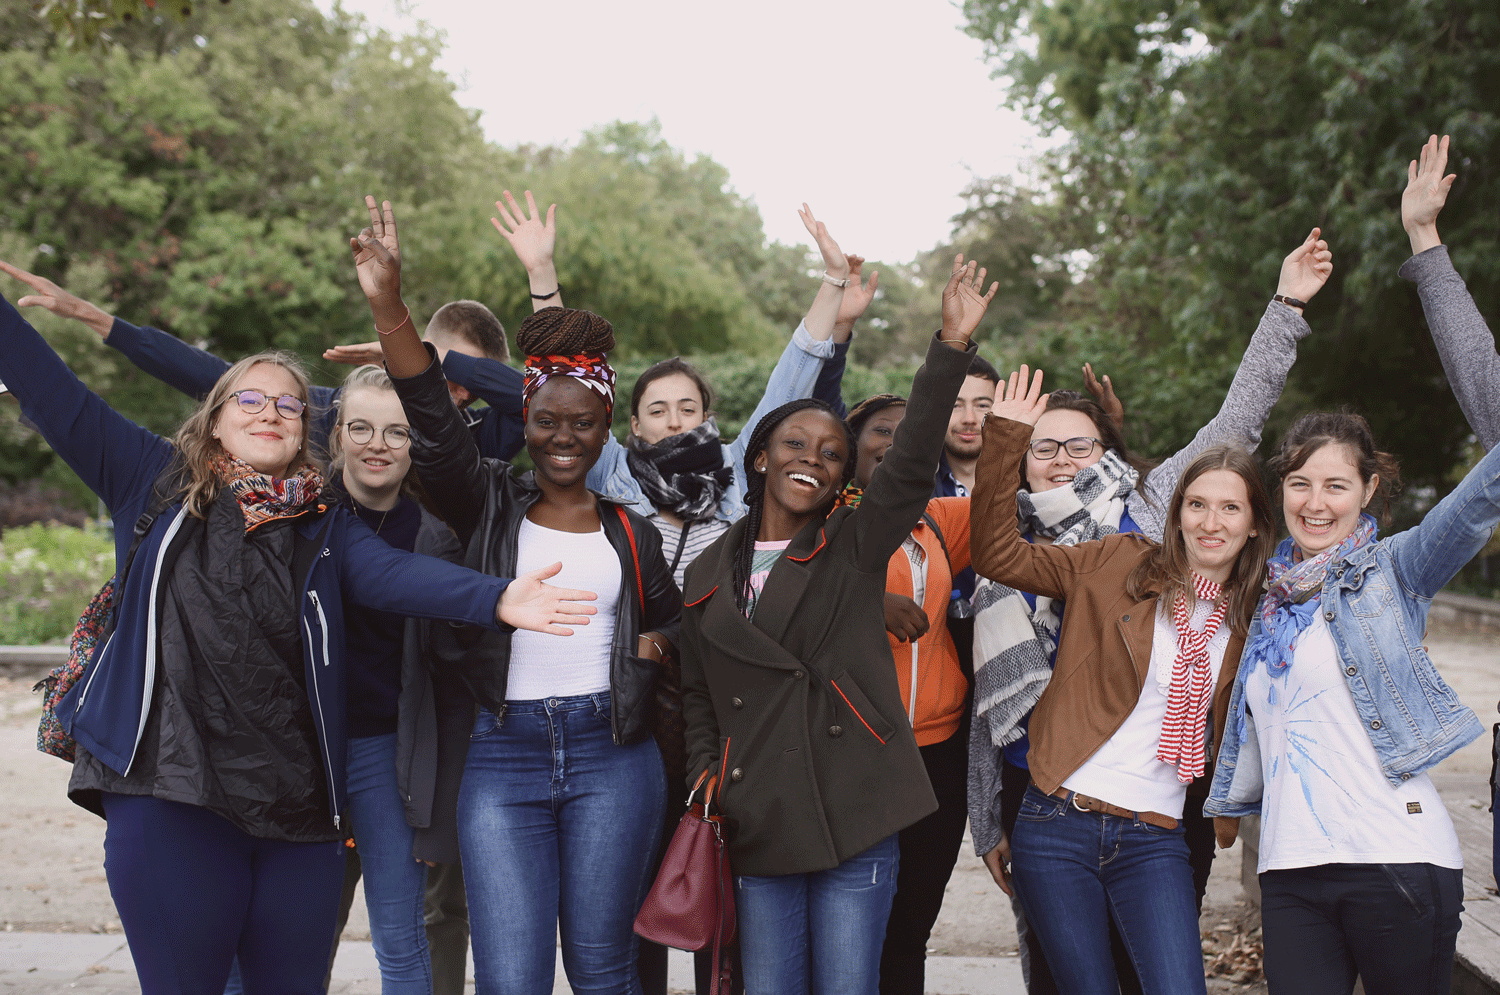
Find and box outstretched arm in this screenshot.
[1397,135,1500,450]
[1133,228,1332,540]
[813,255,880,419]
[493,190,563,312]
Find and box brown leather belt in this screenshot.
[1042,784,1179,830]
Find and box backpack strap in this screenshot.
[920,510,950,564]
[614,505,646,616]
[111,456,190,615]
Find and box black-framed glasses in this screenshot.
[229,390,306,419]
[1028,436,1102,460]
[345,421,411,449]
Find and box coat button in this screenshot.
[793,670,805,679]
[1370,720,1382,730]
[731,697,744,708]
[1400,772,1411,781]
[1345,666,1357,676]
[1122,614,1130,622]
[730,768,744,782]
[829,725,843,737]
[1324,610,1335,621]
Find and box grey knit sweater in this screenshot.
[1399,245,1500,450]
[967,299,1311,858]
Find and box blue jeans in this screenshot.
[458,694,665,995]
[1009,785,1205,995]
[734,834,900,995]
[347,732,432,994]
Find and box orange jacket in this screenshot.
[885,496,971,746]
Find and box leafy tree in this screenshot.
[960,0,1500,498]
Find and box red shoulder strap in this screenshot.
[614,505,646,616]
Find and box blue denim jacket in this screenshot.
[1205,440,1500,818]
[585,321,835,521]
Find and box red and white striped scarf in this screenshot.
[1156,572,1229,784]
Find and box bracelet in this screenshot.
[641,633,668,659]
[374,305,411,337]
[938,335,968,344]
[530,286,561,300]
[821,272,850,288]
[1272,294,1308,310]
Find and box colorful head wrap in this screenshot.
[522,353,616,422]
[516,308,617,423]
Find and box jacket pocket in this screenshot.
[828,676,897,746]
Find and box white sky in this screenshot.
[327,0,1043,263]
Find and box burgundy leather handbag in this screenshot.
[634,772,736,994]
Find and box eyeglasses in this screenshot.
[1028,437,1102,460]
[345,421,411,449]
[229,390,306,419]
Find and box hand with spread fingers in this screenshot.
[940,254,1000,348]
[993,365,1049,426]
[1403,134,1457,256]
[0,259,114,339]
[496,561,599,635]
[1083,362,1124,432]
[491,190,557,275]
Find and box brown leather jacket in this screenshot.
[970,415,1251,806]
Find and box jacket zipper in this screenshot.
[123,506,191,775]
[304,586,341,830]
[908,644,919,725]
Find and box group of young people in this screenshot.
[0,134,1494,995]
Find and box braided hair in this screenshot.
[732,398,856,614]
[516,307,617,422]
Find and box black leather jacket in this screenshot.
[390,345,681,748]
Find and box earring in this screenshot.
[1251,532,1258,537]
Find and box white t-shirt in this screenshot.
[1064,600,1230,819]
[1244,614,1462,873]
[505,518,621,701]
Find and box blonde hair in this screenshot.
[172,351,319,519]
[327,365,422,502]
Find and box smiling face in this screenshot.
[1026,408,1106,492]
[339,387,412,500]
[854,405,906,489]
[525,377,610,489]
[631,371,706,445]
[213,362,306,479]
[1177,469,1255,584]
[945,374,995,461]
[754,409,849,522]
[1282,443,1378,557]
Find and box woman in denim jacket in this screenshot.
[1205,412,1495,995]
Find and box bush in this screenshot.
[0,523,114,645]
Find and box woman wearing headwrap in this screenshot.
[352,197,683,995]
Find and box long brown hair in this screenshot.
[1124,445,1275,635]
[171,351,318,519]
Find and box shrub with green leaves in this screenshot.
[0,523,114,645]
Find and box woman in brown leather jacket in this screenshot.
[971,367,1275,995]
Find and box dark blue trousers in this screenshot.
[101,793,345,995]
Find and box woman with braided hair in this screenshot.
[677,255,997,995]
[353,198,682,995]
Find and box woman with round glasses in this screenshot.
[0,284,592,994]
[968,228,1333,995]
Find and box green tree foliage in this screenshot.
[960,0,1500,494]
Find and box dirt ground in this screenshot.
[0,620,1492,994]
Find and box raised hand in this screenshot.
[993,365,1048,426]
[939,254,1000,347]
[835,255,880,331]
[1082,362,1124,431]
[321,341,384,366]
[883,593,930,643]
[350,196,403,304]
[1275,228,1334,307]
[495,561,599,635]
[1402,134,1456,255]
[491,190,557,273]
[798,204,851,279]
[0,259,114,338]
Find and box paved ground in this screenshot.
[0,621,1490,993]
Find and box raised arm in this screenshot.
[1398,135,1500,450]
[352,196,488,543]
[1388,435,1500,600]
[0,292,173,513]
[492,190,563,312]
[812,255,879,419]
[850,257,991,571]
[1133,229,1332,540]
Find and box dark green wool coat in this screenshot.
[680,334,974,877]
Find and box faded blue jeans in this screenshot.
[458,694,665,995]
[734,834,901,995]
[1009,785,1205,995]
